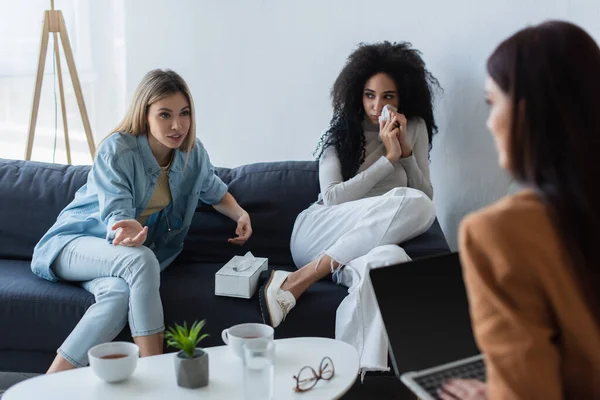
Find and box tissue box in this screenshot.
[215,256,269,299]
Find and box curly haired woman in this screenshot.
[260,42,441,347]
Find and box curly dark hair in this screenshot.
[315,41,441,180]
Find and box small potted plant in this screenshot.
[165,320,210,388]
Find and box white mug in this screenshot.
[88,341,139,383]
[221,323,274,358]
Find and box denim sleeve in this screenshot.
[88,153,136,242]
[197,143,228,205]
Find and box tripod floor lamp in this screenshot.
[25,0,96,164]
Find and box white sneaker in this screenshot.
[259,270,296,328]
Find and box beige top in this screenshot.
[459,190,600,399]
[317,117,433,206]
[136,165,171,226]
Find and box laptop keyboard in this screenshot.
[413,358,486,399]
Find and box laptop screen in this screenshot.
[370,252,480,376]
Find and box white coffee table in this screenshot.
[4,337,358,399]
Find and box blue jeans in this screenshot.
[51,236,165,367]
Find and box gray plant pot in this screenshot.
[174,348,209,388]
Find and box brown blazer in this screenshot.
[459,190,600,399]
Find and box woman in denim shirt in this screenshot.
[31,69,253,373]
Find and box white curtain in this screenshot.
[0,0,126,165]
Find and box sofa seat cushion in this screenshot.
[402,219,450,259]
[0,160,89,261]
[0,260,349,355]
[0,260,95,354]
[160,262,348,347]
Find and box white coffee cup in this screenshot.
[88,342,139,383]
[221,323,274,358]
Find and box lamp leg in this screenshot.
[53,31,71,164]
[58,11,96,160]
[25,12,50,161]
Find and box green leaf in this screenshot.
[164,319,208,354]
[194,333,209,347]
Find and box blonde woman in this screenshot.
[31,69,252,373]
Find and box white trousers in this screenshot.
[290,187,436,372]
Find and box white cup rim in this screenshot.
[88,341,139,361]
[227,323,274,339]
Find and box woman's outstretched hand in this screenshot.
[112,219,148,247]
[228,211,253,246]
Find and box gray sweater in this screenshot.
[318,117,433,206]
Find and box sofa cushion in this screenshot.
[160,261,347,347]
[402,219,449,259]
[180,161,321,265]
[0,159,321,265]
[0,160,89,261]
[0,259,95,354]
[0,158,449,265]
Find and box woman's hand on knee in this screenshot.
[112,220,148,247]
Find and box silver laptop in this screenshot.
[369,252,486,400]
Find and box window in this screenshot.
[0,0,126,165]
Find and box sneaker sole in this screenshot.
[259,271,275,327]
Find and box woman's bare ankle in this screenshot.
[47,354,76,374]
[134,332,164,357]
[280,272,296,292]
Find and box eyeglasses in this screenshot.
[293,356,335,392]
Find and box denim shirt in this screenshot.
[31,133,228,282]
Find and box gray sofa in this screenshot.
[0,158,450,373]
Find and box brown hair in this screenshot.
[487,21,600,319]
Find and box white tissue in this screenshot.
[378,104,398,124]
[232,251,256,272]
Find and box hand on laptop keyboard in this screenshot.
[438,379,487,400]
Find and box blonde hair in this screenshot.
[109,69,196,153]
